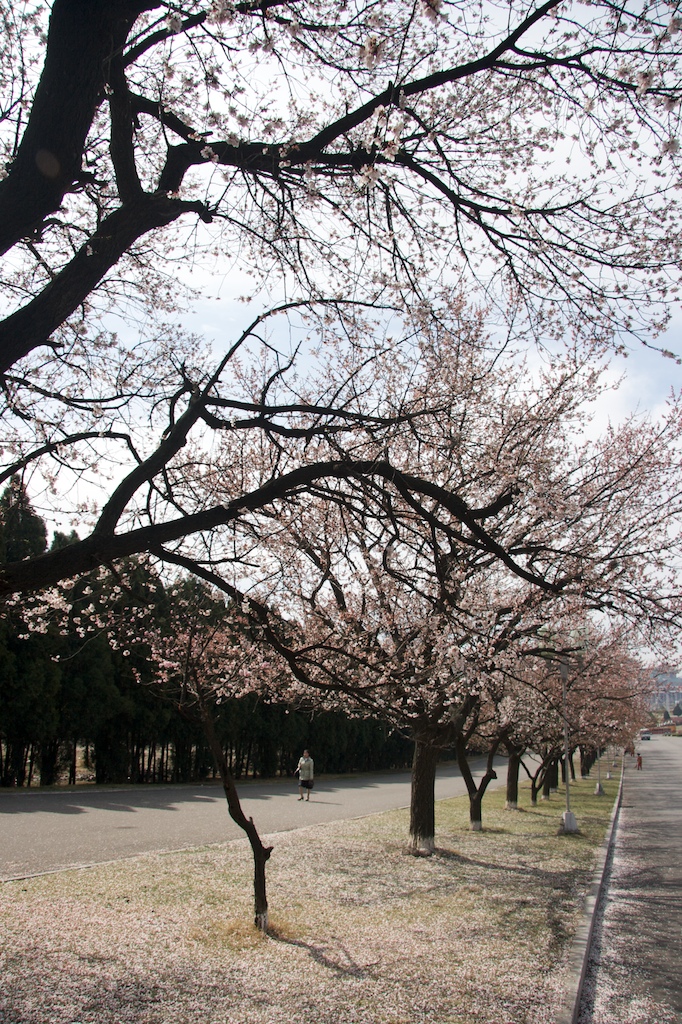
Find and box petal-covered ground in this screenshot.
[1,781,619,1024]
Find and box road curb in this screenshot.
[555,763,624,1024]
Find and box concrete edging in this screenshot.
[555,762,625,1024]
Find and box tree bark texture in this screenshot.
[0,0,153,259]
[580,745,597,778]
[455,735,498,831]
[542,758,559,800]
[505,748,523,810]
[409,734,439,855]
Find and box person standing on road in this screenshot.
[637,753,643,770]
[296,749,314,801]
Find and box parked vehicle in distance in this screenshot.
[639,730,651,740]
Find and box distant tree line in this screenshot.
[0,478,412,787]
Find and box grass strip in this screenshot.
[0,773,620,1024]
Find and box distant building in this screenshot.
[651,671,682,712]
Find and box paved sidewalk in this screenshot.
[578,736,682,1024]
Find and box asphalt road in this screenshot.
[578,735,682,1023]
[0,758,504,880]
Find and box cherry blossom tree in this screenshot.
[2,0,682,373]
[6,317,677,862]
[78,568,283,929]
[472,623,649,811]
[567,627,651,764]
[1,0,682,604]
[0,299,524,597]
[7,308,681,842]
[148,330,682,850]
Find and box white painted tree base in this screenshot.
[561,810,578,833]
[408,836,435,856]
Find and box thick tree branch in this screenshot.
[0,194,210,373]
[0,459,556,596]
[0,0,154,257]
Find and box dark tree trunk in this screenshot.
[200,703,273,931]
[530,758,548,805]
[530,772,542,805]
[7,741,29,787]
[542,758,560,799]
[0,0,149,261]
[580,745,596,778]
[455,735,499,830]
[26,744,36,787]
[39,739,60,786]
[235,740,245,779]
[542,763,553,800]
[409,734,439,855]
[69,737,78,785]
[561,754,575,784]
[505,746,525,810]
[469,788,483,829]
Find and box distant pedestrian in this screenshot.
[296,749,314,800]
[637,753,643,770]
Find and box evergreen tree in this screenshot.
[0,476,47,563]
[0,478,52,784]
